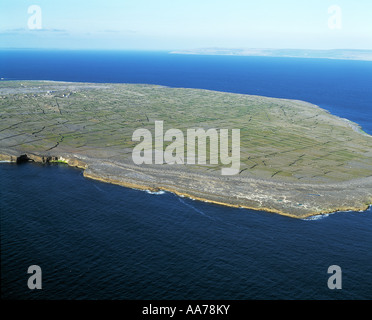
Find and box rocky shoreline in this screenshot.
[1,150,371,219]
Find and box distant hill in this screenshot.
[171,48,372,61]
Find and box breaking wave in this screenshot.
[303,214,330,221]
[146,190,166,195]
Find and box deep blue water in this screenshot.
[1,163,371,300]
[0,50,372,299]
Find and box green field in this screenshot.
[1,80,371,184]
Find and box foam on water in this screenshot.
[93,184,105,193]
[177,197,215,220]
[145,190,166,195]
[303,206,371,221]
[303,214,330,221]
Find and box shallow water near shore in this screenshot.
[1,162,371,299]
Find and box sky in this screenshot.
[0,0,371,50]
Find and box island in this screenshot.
[171,48,372,61]
[0,80,371,218]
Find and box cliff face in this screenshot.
[0,153,17,162]
[0,152,86,169]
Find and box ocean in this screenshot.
[0,50,371,299]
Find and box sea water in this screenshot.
[1,51,371,299]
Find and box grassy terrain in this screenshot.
[1,80,371,183]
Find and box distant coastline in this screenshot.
[170,48,372,61]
